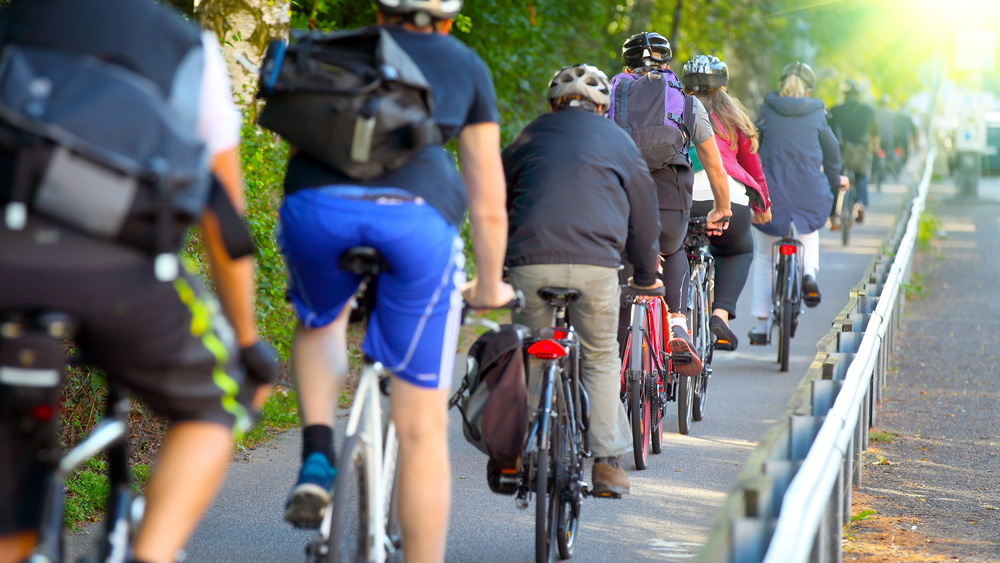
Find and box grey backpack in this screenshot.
[256,26,442,181]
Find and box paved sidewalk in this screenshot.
[846,177,1000,562]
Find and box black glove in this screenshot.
[240,340,278,386]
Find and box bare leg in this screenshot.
[712,308,730,324]
[132,421,231,563]
[391,380,450,563]
[292,305,350,427]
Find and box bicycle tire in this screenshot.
[840,189,852,246]
[320,433,370,563]
[628,306,649,470]
[535,418,558,562]
[676,371,694,435]
[690,274,710,422]
[779,298,792,372]
[554,401,579,560]
[384,436,402,563]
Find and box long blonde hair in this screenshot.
[691,87,760,154]
[779,74,809,98]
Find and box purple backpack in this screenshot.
[609,68,695,172]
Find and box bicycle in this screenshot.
[506,287,591,562]
[768,229,804,372]
[834,175,854,246]
[1,312,141,563]
[310,247,520,563]
[619,283,668,468]
[683,216,718,427]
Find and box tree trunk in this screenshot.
[669,0,682,47]
[196,0,290,106]
[627,0,656,36]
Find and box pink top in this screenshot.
[712,114,771,213]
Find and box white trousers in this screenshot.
[751,228,820,319]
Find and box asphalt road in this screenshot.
[68,177,913,563]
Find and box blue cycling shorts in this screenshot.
[279,187,465,390]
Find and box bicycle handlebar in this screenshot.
[461,290,525,332]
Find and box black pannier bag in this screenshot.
[256,26,442,181]
[0,44,251,281]
[455,324,529,465]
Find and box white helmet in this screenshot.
[376,0,462,26]
[547,64,611,109]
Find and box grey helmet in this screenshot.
[681,55,729,91]
[780,61,816,90]
[547,64,611,109]
[376,0,462,26]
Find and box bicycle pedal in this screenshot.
[669,353,694,365]
[589,490,622,499]
[713,340,736,351]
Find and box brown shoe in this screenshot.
[591,456,629,497]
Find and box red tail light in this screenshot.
[779,244,797,256]
[32,404,53,422]
[553,330,568,339]
[527,339,567,359]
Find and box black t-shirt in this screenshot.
[830,100,875,145]
[283,27,498,227]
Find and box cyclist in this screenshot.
[611,32,732,376]
[829,80,877,225]
[680,55,772,351]
[0,1,275,562]
[749,62,847,344]
[503,64,662,496]
[277,1,515,560]
[874,94,897,186]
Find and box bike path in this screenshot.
[67,179,912,562]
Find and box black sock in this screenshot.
[302,424,335,466]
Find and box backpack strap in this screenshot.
[682,93,696,149]
[614,77,634,131]
[207,176,255,260]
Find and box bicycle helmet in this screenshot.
[376,0,462,27]
[681,55,729,92]
[547,64,611,109]
[780,61,816,90]
[622,32,672,69]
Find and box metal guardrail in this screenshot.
[696,147,936,563]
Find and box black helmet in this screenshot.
[780,61,816,90]
[622,32,672,69]
[681,55,729,92]
[375,0,462,27]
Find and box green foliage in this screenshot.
[869,429,898,443]
[237,386,301,449]
[917,212,939,251]
[901,270,928,300]
[64,458,151,530]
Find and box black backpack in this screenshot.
[453,324,529,464]
[0,44,253,280]
[256,26,442,181]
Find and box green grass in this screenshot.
[64,458,151,530]
[869,429,899,443]
[917,212,939,251]
[238,386,301,450]
[901,271,928,300]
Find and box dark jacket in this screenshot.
[755,92,840,237]
[503,108,661,286]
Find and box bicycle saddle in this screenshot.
[620,285,665,298]
[338,246,389,277]
[537,287,582,306]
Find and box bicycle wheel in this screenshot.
[535,417,557,562]
[319,433,371,563]
[840,189,852,246]
[554,395,579,560]
[690,276,710,422]
[627,307,649,469]
[676,370,694,435]
[778,298,792,372]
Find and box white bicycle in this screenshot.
[305,247,517,563]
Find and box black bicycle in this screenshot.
[683,217,718,427]
[1,312,140,563]
[464,287,591,562]
[770,231,805,372]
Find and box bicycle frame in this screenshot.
[620,297,668,389]
[317,361,398,563]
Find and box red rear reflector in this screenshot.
[779,244,796,256]
[553,330,568,339]
[527,339,567,359]
[32,404,53,422]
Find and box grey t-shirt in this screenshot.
[691,97,714,145]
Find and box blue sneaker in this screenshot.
[284,452,336,529]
